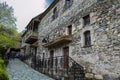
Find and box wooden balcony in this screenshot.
[25,31,38,44]
[43,35,72,48]
[32,41,38,47]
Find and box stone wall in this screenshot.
[39,0,99,36]
[21,35,30,56]
[38,0,99,57]
[38,0,120,79]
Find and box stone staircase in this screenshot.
[21,55,86,80]
[66,56,85,80]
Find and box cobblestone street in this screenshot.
[6,59,54,80]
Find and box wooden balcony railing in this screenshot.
[25,30,38,44]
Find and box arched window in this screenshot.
[53,7,57,14]
[84,31,91,47]
[52,7,58,20]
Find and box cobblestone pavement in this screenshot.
[6,59,54,80]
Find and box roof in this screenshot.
[22,0,59,37]
[21,30,27,37]
[39,0,59,20]
[26,0,59,29]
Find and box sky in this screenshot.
[1,0,53,32]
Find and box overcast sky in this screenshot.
[1,0,53,32]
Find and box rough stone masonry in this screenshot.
[24,0,120,80]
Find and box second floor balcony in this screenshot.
[42,26,73,48]
[25,30,38,44]
[24,19,39,44]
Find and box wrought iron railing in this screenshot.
[33,56,85,80]
[20,55,85,79]
[20,54,31,61]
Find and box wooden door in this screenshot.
[63,47,69,68]
[34,47,37,67]
[50,50,54,68]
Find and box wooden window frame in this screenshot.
[52,7,58,20]
[67,25,72,35]
[84,31,91,47]
[83,15,90,26]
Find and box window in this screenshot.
[84,31,91,47]
[42,38,47,43]
[52,7,58,20]
[33,21,39,32]
[42,36,49,43]
[65,0,73,9]
[66,0,70,9]
[83,15,90,26]
[67,25,72,35]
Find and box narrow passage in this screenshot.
[6,59,54,80]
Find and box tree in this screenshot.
[0,2,19,54]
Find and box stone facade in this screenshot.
[37,0,120,79]
[21,0,120,80]
[21,33,32,65]
[21,18,39,67]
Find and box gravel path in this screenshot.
[6,59,54,80]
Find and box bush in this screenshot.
[0,59,4,69]
[0,69,9,80]
[0,54,2,59]
[0,64,4,69]
[0,59,4,64]
[0,56,9,80]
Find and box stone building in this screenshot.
[21,15,40,67]
[21,0,120,80]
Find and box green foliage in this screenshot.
[0,2,19,50]
[0,2,16,28]
[0,2,15,79]
[0,57,9,80]
[0,69,9,80]
[0,54,2,58]
[0,34,18,48]
[0,59,4,64]
[0,59,4,69]
[0,24,17,36]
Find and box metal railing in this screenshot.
[19,54,31,61]
[34,56,85,80]
[20,55,85,79]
